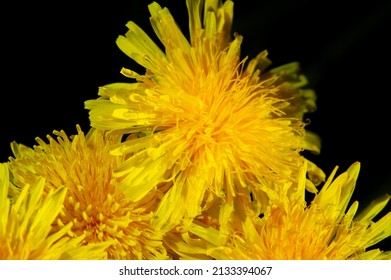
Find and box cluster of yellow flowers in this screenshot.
[1,0,390,260]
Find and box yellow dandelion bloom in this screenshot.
[7,126,168,260]
[184,161,391,260]
[85,0,325,232]
[0,163,110,259]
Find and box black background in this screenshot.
[1,0,391,252]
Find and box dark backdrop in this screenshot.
[2,0,390,251]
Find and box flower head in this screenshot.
[0,163,109,259]
[7,126,168,259]
[85,0,324,233]
[176,161,391,259]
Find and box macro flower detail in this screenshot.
[7,126,169,260]
[85,0,324,233]
[0,163,110,259]
[1,0,390,262]
[171,161,391,260]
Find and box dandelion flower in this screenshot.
[0,163,110,259]
[7,126,168,259]
[85,0,324,232]
[186,161,391,260]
